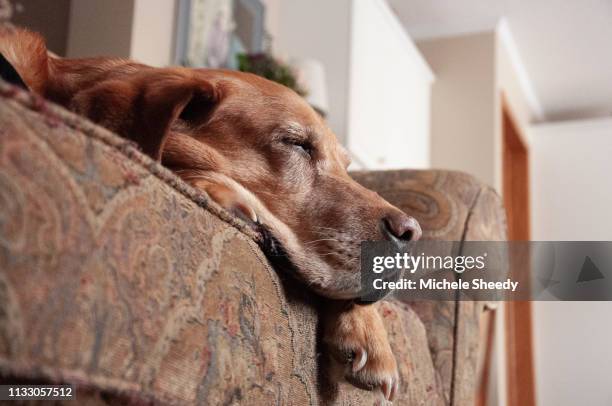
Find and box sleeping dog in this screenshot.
[0,26,421,402]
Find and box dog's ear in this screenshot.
[1,27,218,160]
[0,26,49,93]
[71,71,218,161]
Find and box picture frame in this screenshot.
[174,0,266,69]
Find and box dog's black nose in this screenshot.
[381,212,422,242]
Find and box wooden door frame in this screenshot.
[501,93,536,406]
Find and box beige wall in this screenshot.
[418,28,537,191]
[11,0,71,56]
[67,0,177,66]
[418,32,497,187]
[67,0,134,59]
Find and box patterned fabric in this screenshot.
[351,170,506,405]
[0,80,505,405]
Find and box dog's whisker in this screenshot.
[314,227,348,232]
[317,252,348,257]
[308,231,354,242]
[344,257,359,266]
[303,238,341,245]
[312,226,345,235]
[309,230,336,236]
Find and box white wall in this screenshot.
[131,0,177,67]
[347,0,432,169]
[274,0,352,145]
[531,117,612,241]
[530,117,612,406]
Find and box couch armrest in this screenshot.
[0,81,324,404]
[352,169,507,405]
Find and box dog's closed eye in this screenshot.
[281,137,314,159]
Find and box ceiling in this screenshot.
[388,0,612,122]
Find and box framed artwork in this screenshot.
[175,0,266,69]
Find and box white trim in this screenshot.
[497,18,545,121]
[371,0,434,82]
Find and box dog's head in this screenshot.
[1,28,421,299]
[160,69,422,299]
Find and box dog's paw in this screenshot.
[324,302,399,402]
[192,179,258,224]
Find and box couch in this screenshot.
[0,79,506,405]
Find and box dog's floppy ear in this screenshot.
[0,27,217,160]
[71,70,218,160]
[0,26,49,93]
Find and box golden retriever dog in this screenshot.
[0,26,421,402]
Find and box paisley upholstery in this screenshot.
[0,80,506,405]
